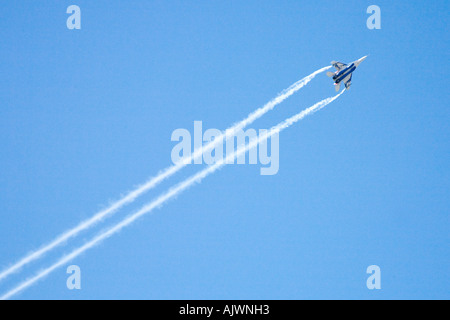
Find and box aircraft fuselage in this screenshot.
[333,63,356,84]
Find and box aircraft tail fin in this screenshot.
[326,72,335,78]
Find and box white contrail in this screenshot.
[0,89,345,300]
[0,66,330,282]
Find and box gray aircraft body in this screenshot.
[327,56,368,91]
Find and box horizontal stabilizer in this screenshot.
[326,72,335,78]
[335,83,341,92]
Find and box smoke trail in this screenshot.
[0,89,344,300]
[0,66,330,282]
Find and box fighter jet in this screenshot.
[326,56,368,91]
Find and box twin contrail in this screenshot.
[0,66,330,283]
[0,89,345,300]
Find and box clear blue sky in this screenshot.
[0,1,448,299]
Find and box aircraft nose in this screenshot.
[354,55,368,67]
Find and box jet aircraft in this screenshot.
[326,56,368,91]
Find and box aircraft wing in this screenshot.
[343,74,352,89]
[331,61,347,71]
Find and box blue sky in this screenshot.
[0,1,448,299]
